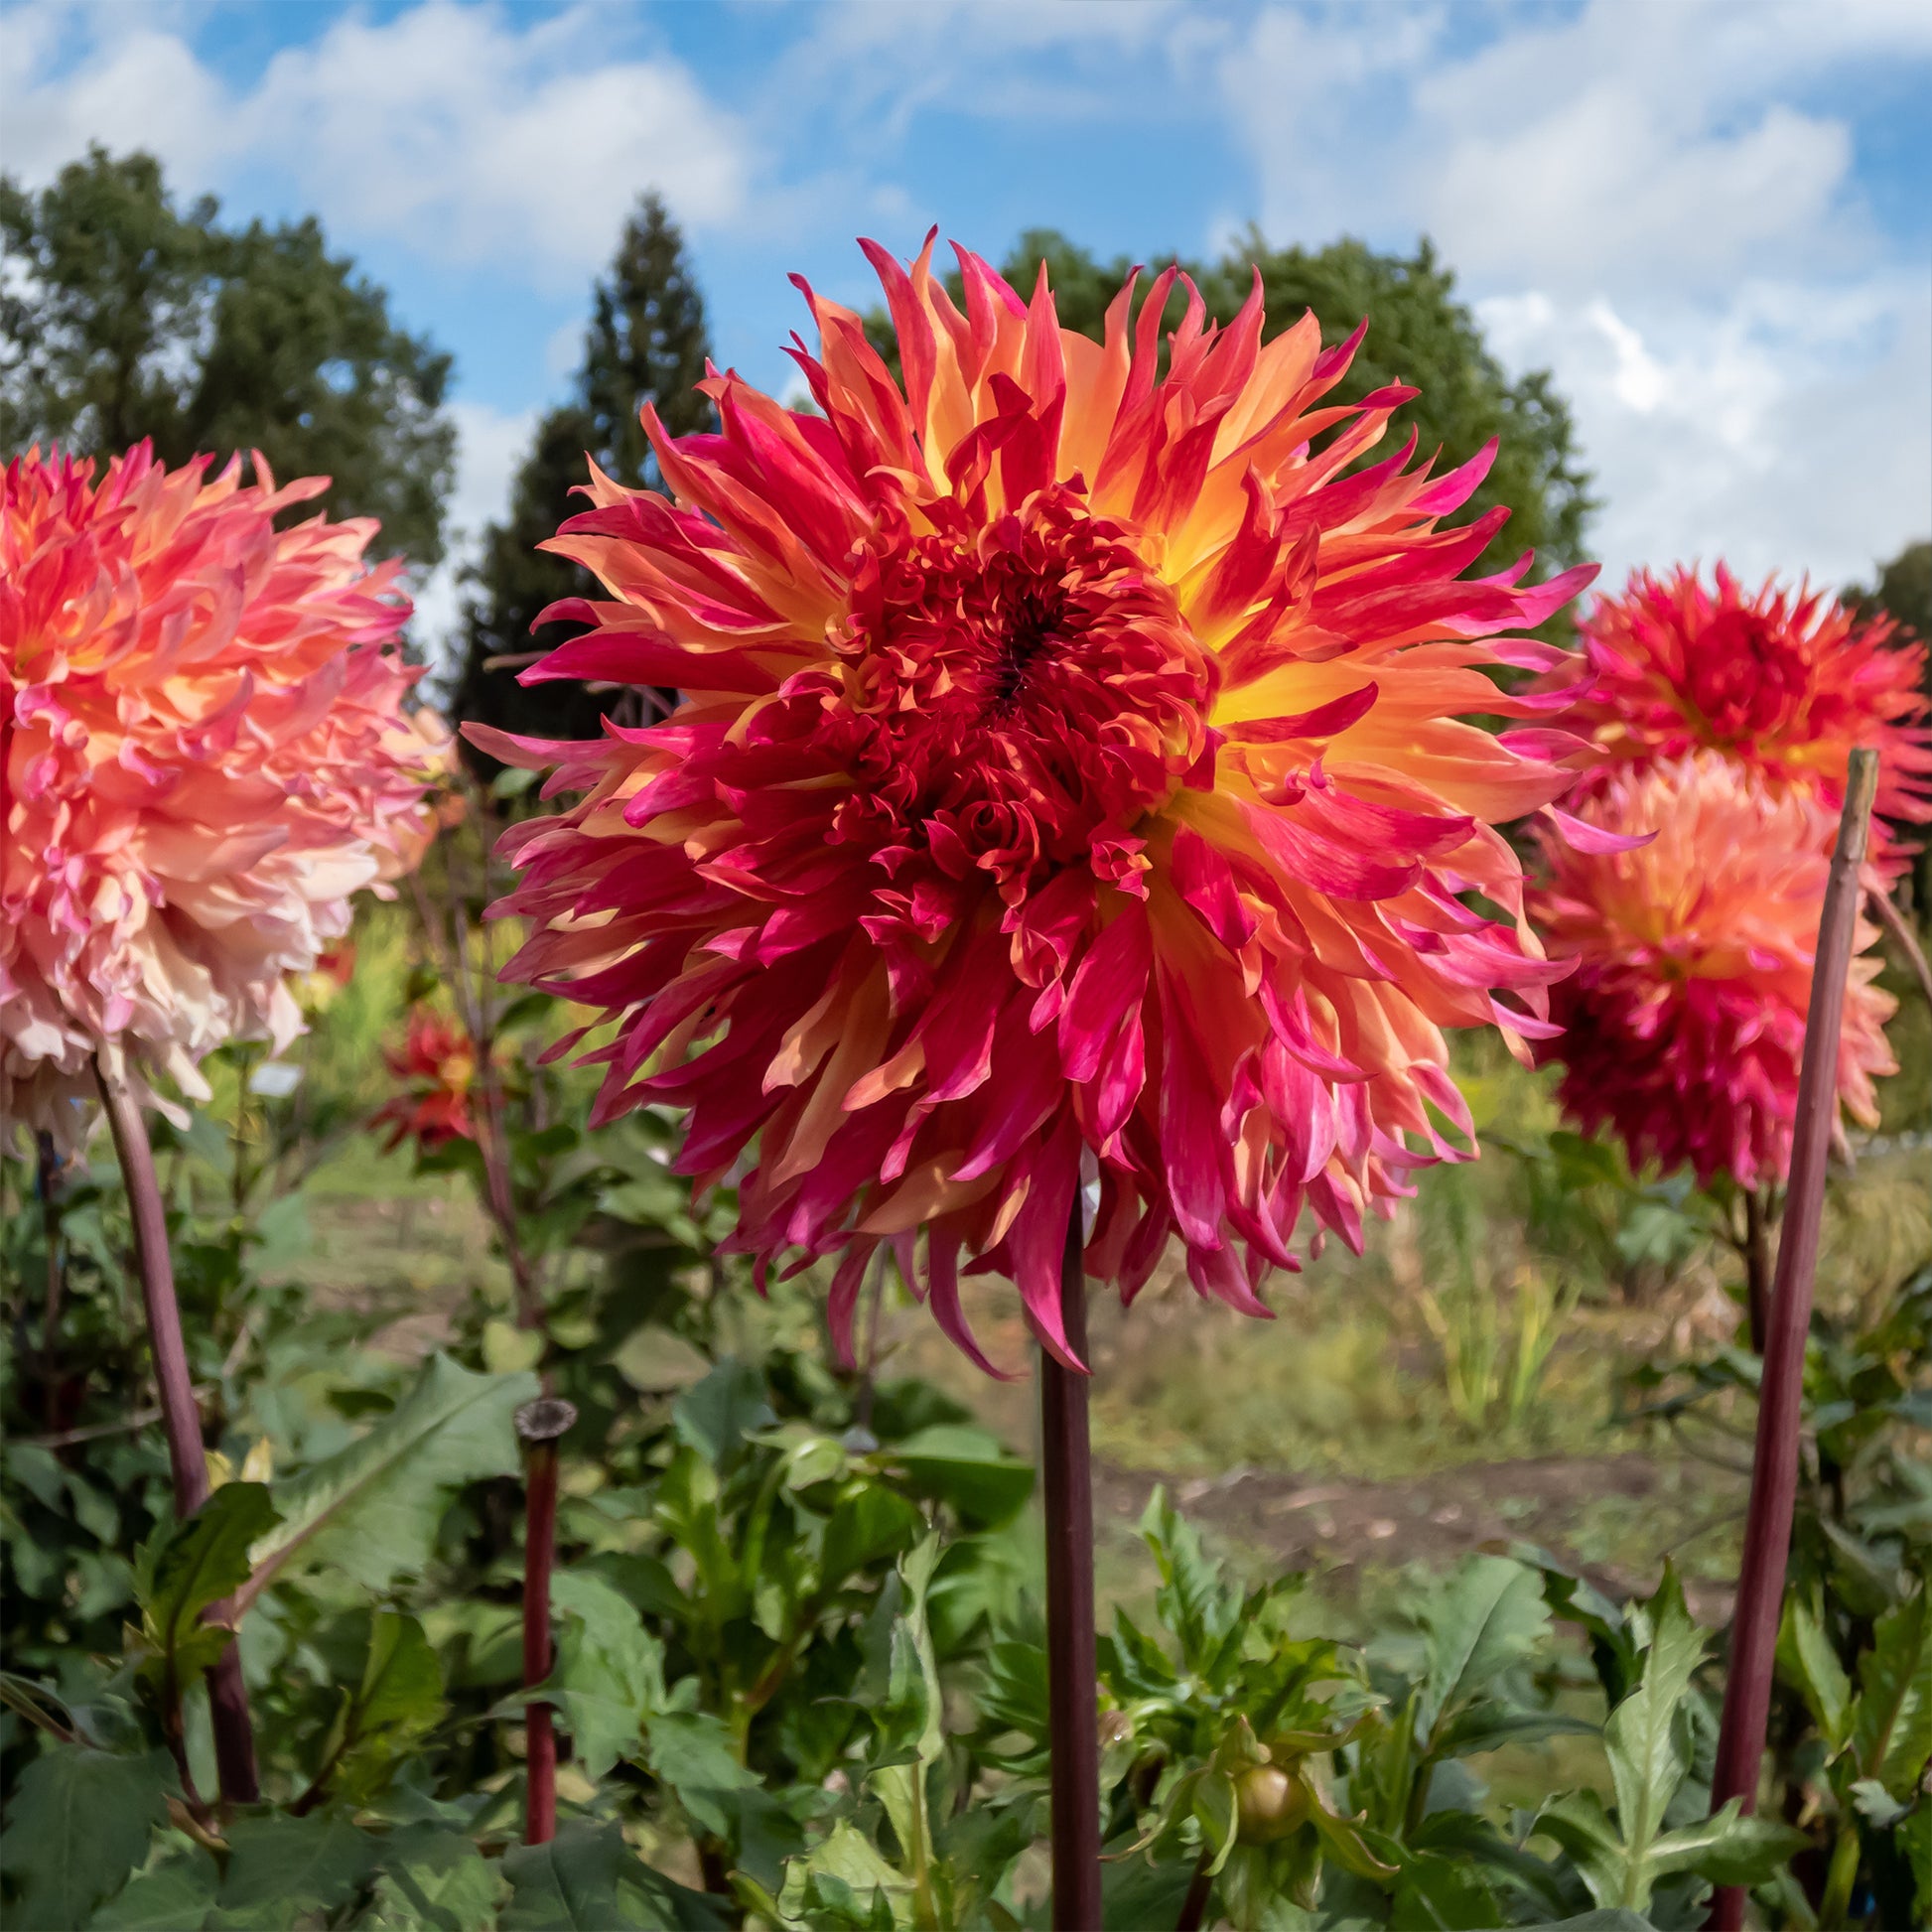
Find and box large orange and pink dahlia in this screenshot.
[1531,753,1895,1189]
[1567,564,1932,849]
[2,444,449,1142]
[478,238,1598,1371]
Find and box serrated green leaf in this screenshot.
[1778,1595,1852,1750]
[500,1822,625,1931]
[1532,1788,1629,1911]
[135,1484,280,1692]
[1600,1568,1704,1905]
[821,1485,923,1587]
[546,1572,664,1779]
[240,1355,538,1610]
[336,1612,447,1807]
[1647,1799,1807,1886]
[209,1812,376,1930]
[0,1745,172,1928]
[1416,1555,1551,1743]
[362,1826,505,1932]
[88,1852,218,1930]
[1852,1586,1932,1797]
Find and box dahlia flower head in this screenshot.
[1566,563,1932,861]
[1532,752,1895,1190]
[479,236,1599,1373]
[371,1009,481,1153]
[2,443,450,1145]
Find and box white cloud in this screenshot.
[1217,0,1932,590]
[4,0,752,283]
[409,397,536,673]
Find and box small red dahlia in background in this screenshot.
[478,235,1599,1372]
[1567,564,1932,854]
[1,444,449,1143]
[1530,753,1895,1189]
[371,1009,481,1152]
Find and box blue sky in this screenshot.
[7,0,1930,652]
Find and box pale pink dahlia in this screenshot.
[478,238,1599,1371]
[2,444,449,1143]
[1531,753,1895,1189]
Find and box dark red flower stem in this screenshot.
[93,1043,259,1807]
[517,1396,576,1847]
[1041,1200,1101,1931]
[1708,750,1877,1932]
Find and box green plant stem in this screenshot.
[94,1041,260,1808]
[1709,751,1877,1932]
[1743,1187,1772,1355]
[1818,1815,1861,1930]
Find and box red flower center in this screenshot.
[1685,609,1809,739]
[817,485,1217,892]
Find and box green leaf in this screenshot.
[1416,1555,1552,1742]
[546,1572,664,1779]
[821,1485,923,1587]
[892,1425,1035,1530]
[500,1822,625,1931]
[672,1358,775,1466]
[135,1484,281,1692]
[1851,1586,1932,1797]
[1599,1568,1704,1905]
[1647,1800,1807,1887]
[1139,1486,1236,1669]
[88,1853,219,1930]
[0,1744,172,1928]
[335,1612,447,1807]
[1532,1789,1633,1912]
[208,1813,376,1930]
[241,1354,538,1610]
[1778,1595,1853,1750]
[362,1826,505,1932]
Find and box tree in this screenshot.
[451,194,715,769]
[1847,540,1932,650]
[863,227,1592,595]
[1195,232,1593,581]
[1,147,455,564]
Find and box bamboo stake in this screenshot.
[516,1396,577,1847]
[1707,750,1877,1931]
[94,1043,259,1806]
[1040,1201,1101,1931]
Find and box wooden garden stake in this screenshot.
[1040,1200,1102,1931]
[1708,749,1877,1931]
[93,1041,260,1806]
[516,1395,577,1847]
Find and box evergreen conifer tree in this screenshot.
[453,194,712,767]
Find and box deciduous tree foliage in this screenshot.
[451,193,714,769]
[0,147,455,565]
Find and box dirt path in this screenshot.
[1092,1451,1741,1624]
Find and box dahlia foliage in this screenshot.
[1534,754,1896,1189]
[480,237,1597,1372]
[2,444,449,1142]
[1530,564,1927,1188]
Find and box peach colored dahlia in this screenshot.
[477,238,1598,1372]
[2,444,448,1143]
[1531,753,1895,1190]
[1567,564,1932,850]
